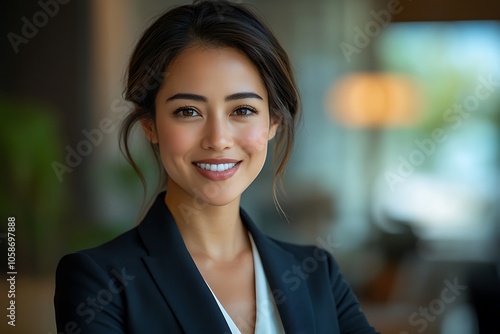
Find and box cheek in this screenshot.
[239,125,271,155]
[157,125,195,157]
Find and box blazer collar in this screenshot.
[240,209,316,333]
[138,193,230,333]
[138,192,315,333]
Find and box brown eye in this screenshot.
[232,106,257,117]
[174,107,200,118]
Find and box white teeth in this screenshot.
[196,162,236,172]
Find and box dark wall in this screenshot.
[1,0,91,211]
[1,0,92,273]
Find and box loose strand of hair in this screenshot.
[118,112,148,198]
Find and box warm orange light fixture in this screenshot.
[326,73,423,127]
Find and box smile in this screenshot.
[193,160,241,181]
[195,162,237,172]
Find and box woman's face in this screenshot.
[144,46,278,206]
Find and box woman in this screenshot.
[54,1,378,333]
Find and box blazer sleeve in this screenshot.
[54,252,126,334]
[326,251,379,334]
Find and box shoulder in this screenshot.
[269,237,338,269]
[258,235,347,292]
[54,228,143,333]
[261,236,352,296]
[267,237,378,333]
[241,208,339,272]
[55,226,146,308]
[58,225,145,272]
[271,238,330,258]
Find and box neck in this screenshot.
[164,181,250,262]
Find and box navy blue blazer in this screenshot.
[54,193,378,333]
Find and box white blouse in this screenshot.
[205,234,285,334]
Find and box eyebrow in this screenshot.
[226,92,263,101]
[166,92,263,102]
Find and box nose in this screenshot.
[201,115,233,151]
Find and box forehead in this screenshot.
[160,45,268,99]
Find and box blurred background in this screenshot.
[1,0,499,333]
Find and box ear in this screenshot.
[268,118,279,141]
[140,118,158,144]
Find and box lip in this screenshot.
[192,160,241,181]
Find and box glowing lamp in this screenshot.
[326,73,422,127]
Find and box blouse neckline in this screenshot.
[204,234,285,334]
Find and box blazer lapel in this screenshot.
[138,194,231,334]
[241,209,316,333]
[137,193,316,333]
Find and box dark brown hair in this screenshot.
[120,0,300,211]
